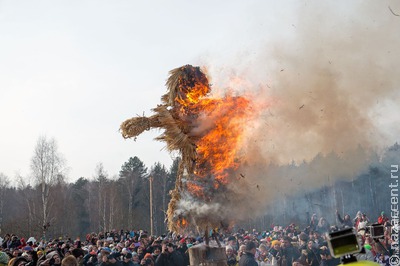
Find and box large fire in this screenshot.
[189,95,251,186]
[120,65,256,233]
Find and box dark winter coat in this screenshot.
[238,252,258,266]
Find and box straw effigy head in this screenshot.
[163,65,211,106]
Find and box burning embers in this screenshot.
[120,65,254,233]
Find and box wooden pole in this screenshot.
[150,176,154,236]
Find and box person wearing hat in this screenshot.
[139,253,154,266]
[40,251,61,266]
[0,251,9,266]
[268,240,282,266]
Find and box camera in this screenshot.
[327,228,361,259]
[367,223,385,239]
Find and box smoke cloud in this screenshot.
[201,1,400,221]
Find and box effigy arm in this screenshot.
[120,114,161,139]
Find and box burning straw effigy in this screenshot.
[120,65,251,238]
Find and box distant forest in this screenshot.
[0,139,399,240]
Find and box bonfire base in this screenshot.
[189,245,227,266]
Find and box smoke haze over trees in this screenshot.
[0,141,398,239]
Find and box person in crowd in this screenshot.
[131,253,140,266]
[227,236,238,254]
[225,245,237,266]
[149,246,161,262]
[9,236,21,251]
[84,250,98,266]
[374,253,390,266]
[316,217,330,234]
[139,258,153,266]
[318,245,340,266]
[0,252,9,266]
[121,253,133,266]
[312,231,324,248]
[154,242,184,266]
[305,240,319,266]
[237,244,246,262]
[11,257,28,266]
[61,256,78,266]
[141,254,153,265]
[39,251,61,266]
[280,236,300,266]
[309,214,318,232]
[295,247,309,266]
[71,248,85,266]
[102,253,121,266]
[354,211,364,230]
[257,243,269,265]
[336,210,353,228]
[135,248,144,262]
[268,240,282,265]
[238,241,258,266]
[139,254,153,266]
[297,232,308,251]
[377,212,389,225]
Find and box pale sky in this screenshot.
[1,0,399,184]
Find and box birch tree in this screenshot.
[94,163,108,231]
[30,136,65,239]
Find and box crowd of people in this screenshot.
[0,210,395,266]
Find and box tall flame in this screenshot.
[176,81,252,191]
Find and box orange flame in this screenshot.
[186,182,205,198]
[176,80,252,191]
[196,95,250,184]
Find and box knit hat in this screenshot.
[271,240,280,247]
[46,251,59,260]
[143,253,153,260]
[0,252,9,265]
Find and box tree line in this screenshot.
[0,136,179,239]
[0,136,399,239]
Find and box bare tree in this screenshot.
[94,163,108,232]
[30,136,65,239]
[16,174,38,236]
[0,173,10,235]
